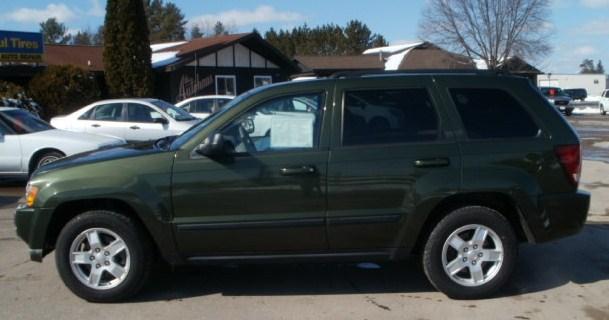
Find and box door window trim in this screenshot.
[215,75,237,96]
[89,103,126,122]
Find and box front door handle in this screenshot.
[414,157,450,168]
[91,124,101,128]
[130,125,140,130]
[280,165,316,176]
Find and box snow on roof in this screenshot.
[363,42,424,55]
[151,51,180,68]
[150,41,187,52]
[384,47,416,71]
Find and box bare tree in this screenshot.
[419,0,551,69]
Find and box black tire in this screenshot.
[55,210,153,302]
[35,151,64,170]
[565,109,573,116]
[422,206,518,299]
[601,105,606,116]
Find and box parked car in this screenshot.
[539,86,574,116]
[176,95,234,119]
[0,107,124,178]
[16,72,589,302]
[600,89,609,115]
[563,88,587,101]
[50,99,200,141]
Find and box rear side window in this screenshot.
[449,88,539,139]
[342,88,439,146]
[194,100,215,113]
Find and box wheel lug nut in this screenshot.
[89,256,95,261]
[472,260,477,265]
[463,247,469,252]
[95,264,101,268]
[104,261,110,266]
[478,253,483,257]
[104,251,110,256]
[95,248,100,253]
[473,245,478,249]
[462,257,467,262]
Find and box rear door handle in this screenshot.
[414,158,450,168]
[130,126,140,130]
[280,165,316,176]
[91,124,101,128]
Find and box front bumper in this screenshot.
[14,204,53,262]
[531,190,590,243]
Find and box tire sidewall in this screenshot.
[423,206,518,299]
[36,151,63,169]
[55,211,150,302]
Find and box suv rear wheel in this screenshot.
[55,210,153,302]
[422,206,518,299]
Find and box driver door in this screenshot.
[171,89,331,257]
[123,103,168,141]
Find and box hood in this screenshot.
[34,140,165,176]
[28,129,125,146]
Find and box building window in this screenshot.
[594,79,599,84]
[254,75,273,88]
[215,75,236,96]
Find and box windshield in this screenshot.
[170,90,257,149]
[0,109,53,134]
[150,100,197,121]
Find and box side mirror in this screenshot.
[154,117,169,125]
[195,133,225,157]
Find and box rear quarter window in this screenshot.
[449,88,540,139]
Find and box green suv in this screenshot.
[15,72,590,302]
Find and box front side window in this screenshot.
[216,76,236,96]
[254,76,273,88]
[92,103,124,121]
[150,100,196,121]
[449,88,540,139]
[126,104,163,123]
[219,93,323,154]
[342,88,439,146]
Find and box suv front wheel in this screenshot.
[422,206,518,299]
[55,210,153,302]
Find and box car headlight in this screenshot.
[25,183,39,207]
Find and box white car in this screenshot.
[600,89,609,115]
[176,95,234,119]
[51,99,200,141]
[0,107,125,177]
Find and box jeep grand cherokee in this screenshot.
[15,71,590,302]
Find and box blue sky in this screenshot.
[0,0,607,74]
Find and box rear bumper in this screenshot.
[530,190,590,243]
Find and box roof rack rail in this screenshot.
[329,69,506,79]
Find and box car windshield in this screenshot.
[170,90,258,149]
[0,109,53,134]
[150,100,197,121]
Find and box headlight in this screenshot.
[25,183,39,207]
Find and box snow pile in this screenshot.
[150,41,186,52]
[363,42,424,71]
[151,51,180,68]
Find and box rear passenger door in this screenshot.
[327,77,462,251]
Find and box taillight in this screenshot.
[554,144,581,187]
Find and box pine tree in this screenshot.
[93,25,105,45]
[39,18,71,44]
[190,25,203,39]
[72,30,93,45]
[103,0,154,97]
[213,21,228,36]
[596,60,605,74]
[146,0,186,42]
